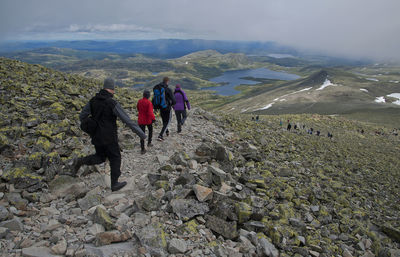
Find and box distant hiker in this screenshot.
[294,124,298,130]
[153,77,176,141]
[328,132,333,139]
[74,78,146,191]
[280,120,283,127]
[287,123,292,131]
[256,116,259,122]
[137,90,155,154]
[316,130,320,136]
[173,84,191,133]
[361,129,364,134]
[252,117,255,121]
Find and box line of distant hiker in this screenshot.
[72,77,190,192]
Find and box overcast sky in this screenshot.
[1,0,399,60]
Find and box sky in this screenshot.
[1,0,400,60]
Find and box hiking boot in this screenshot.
[111,181,127,192]
[148,143,153,147]
[141,149,146,154]
[166,130,169,137]
[157,136,164,141]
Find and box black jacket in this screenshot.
[160,82,176,109]
[80,89,146,145]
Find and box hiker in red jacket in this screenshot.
[137,90,155,154]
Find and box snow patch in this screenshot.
[366,78,379,82]
[375,96,385,103]
[387,93,400,105]
[316,79,337,91]
[360,88,369,93]
[256,87,312,111]
[259,103,274,110]
[389,80,399,83]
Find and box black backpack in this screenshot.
[80,99,107,137]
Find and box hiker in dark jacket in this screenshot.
[137,90,155,154]
[156,77,176,141]
[74,78,146,192]
[173,84,191,133]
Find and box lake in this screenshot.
[204,68,300,96]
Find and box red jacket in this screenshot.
[137,98,155,125]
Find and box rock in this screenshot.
[88,223,105,235]
[170,199,210,221]
[5,192,28,210]
[219,182,233,194]
[139,193,161,212]
[235,202,252,224]
[289,218,306,230]
[133,212,151,227]
[22,247,59,257]
[92,207,114,231]
[193,184,213,202]
[168,238,188,254]
[116,213,130,227]
[205,215,238,239]
[20,238,34,248]
[0,227,9,239]
[104,193,126,205]
[136,223,167,255]
[309,250,320,257]
[0,205,9,221]
[310,205,320,213]
[40,207,60,216]
[78,194,102,211]
[51,237,67,255]
[175,172,196,186]
[188,160,198,170]
[170,151,188,166]
[215,145,229,162]
[243,221,266,232]
[208,165,227,186]
[41,219,61,232]
[54,181,88,201]
[258,236,279,257]
[361,250,375,257]
[382,225,400,243]
[0,217,23,231]
[95,230,132,246]
[343,248,353,257]
[84,242,136,257]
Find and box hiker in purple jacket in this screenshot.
[173,84,191,133]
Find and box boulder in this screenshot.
[78,194,102,211]
[136,223,168,256]
[205,215,238,239]
[0,217,23,231]
[92,207,114,231]
[85,242,136,257]
[168,238,188,254]
[0,205,9,221]
[170,199,209,221]
[21,247,59,257]
[193,184,213,202]
[95,230,132,246]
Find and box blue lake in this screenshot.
[204,68,300,96]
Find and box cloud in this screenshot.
[1,0,400,60]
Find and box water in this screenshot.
[204,68,300,96]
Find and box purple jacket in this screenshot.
[173,88,191,111]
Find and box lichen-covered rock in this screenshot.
[205,215,238,239]
[170,199,209,221]
[92,207,114,231]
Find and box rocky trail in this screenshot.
[1,58,399,257]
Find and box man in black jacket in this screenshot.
[74,78,146,191]
[157,77,176,141]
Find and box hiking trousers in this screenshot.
[159,107,171,137]
[174,110,187,132]
[139,124,153,150]
[81,142,121,184]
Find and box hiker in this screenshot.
[153,77,176,141]
[279,120,283,127]
[316,130,320,136]
[287,123,292,131]
[137,90,155,154]
[74,78,146,192]
[173,84,191,133]
[256,116,259,122]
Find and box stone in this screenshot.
[40,207,60,216]
[235,202,252,224]
[188,160,198,170]
[343,249,353,257]
[175,172,196,186]
[78,194,102,211]
[95,230,132,246]
[219,182,233,194]
[0,217,23,231]
[104,193,126,205]
[208,165,227,185]
[85,242,136,257]
[6,192,28,210]
[310,205,320,213]
[92,207,114,231]
[88,223,105,235]
[136,223,168,255]
[289,218,306,230]
[193,184,213,202]
[0,205,9,221]
[170,199,210,221]
[361,250,375,257]
[309,250,320,257]
[382,225,400,243]
[20,238,34,248]
[0,227,9,239]
[139,193,161,212]
[205,215,238,239]
[21,247,59,257]
[52,181,87,201]
[258,237,279,257]
[116,213,130,227]
[51,237,67,255]
[42,219,61,232]
[168,238,188,254]
[133,212,151,227]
